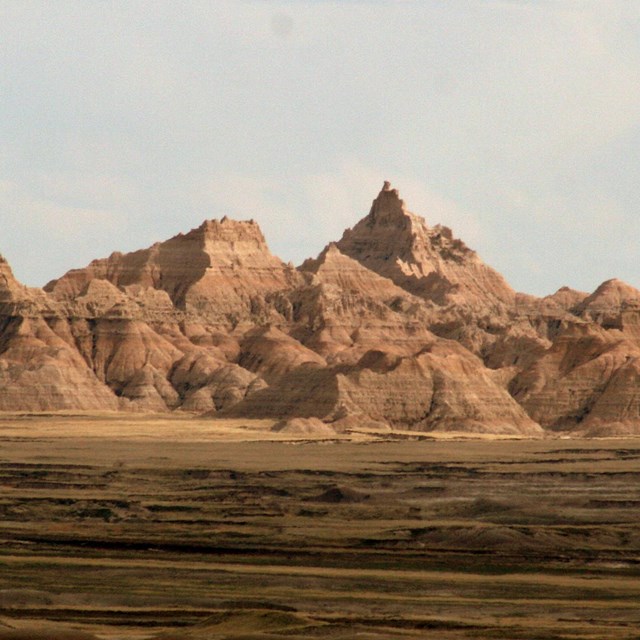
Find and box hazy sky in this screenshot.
[1,1,639,296]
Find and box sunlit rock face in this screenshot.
[335,182,516,308]
[45,217,302,323]
[2,182,640,436]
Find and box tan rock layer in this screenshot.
[1,183,640,436]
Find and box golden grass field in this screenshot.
[0,413,639,639]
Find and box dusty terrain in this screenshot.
[1,414,639,639]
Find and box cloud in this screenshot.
[24,200,120,236]
[531,193,625,234]
[302,160,384,237]
[0,167,132,237]
[0,177,126,285]
[36,172,137,212]
[0,2,639,295]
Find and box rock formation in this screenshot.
[45,218,301,324]
[297,243,436,362]
[335,182,516,309]
[229,341,541,436]
[0,255,23,305]
[0,315,120,411]
[2,182,640,437]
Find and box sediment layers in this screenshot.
[2,182,639,436]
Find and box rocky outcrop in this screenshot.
[71,318,183,401]
[272,417,337,437]
[297,243,436,363]
[539,286,589,315]
[239,326,326,384]
[510,323,640,430]
[574,279,640,328]
[0,316,119,411]
[328,184,557,364]
[505,279,640,435]
[0,255,23,305]
[574,354,640,436]
[335,182,516,309]
[574,281,640,351]
[45,218,302,325]
[228,341,541,436]
[2,182,640,436]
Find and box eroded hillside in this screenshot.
[3,182,640,436]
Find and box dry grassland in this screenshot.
[0,414,639,639]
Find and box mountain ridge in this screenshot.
[1,182,639,437]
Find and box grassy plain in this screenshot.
[0,413,639,639]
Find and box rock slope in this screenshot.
[1,182,639,436]
[335,182,516,309]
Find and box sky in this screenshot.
[1,0,639,296]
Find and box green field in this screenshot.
[0,415,639,639]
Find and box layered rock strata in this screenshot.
[1,183,639,436]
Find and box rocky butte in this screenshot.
[2,181,640,437]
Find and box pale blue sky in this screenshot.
[1,1,639,296]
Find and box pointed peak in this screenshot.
[331,183,515,307]
[0,253,16,275]
[299,242,346,274]
[0,253,23,297]
[381,180,400,197]
[366,181,412,229]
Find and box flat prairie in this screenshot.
[0,414,639,639]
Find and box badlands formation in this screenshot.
[2,182,640,437]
